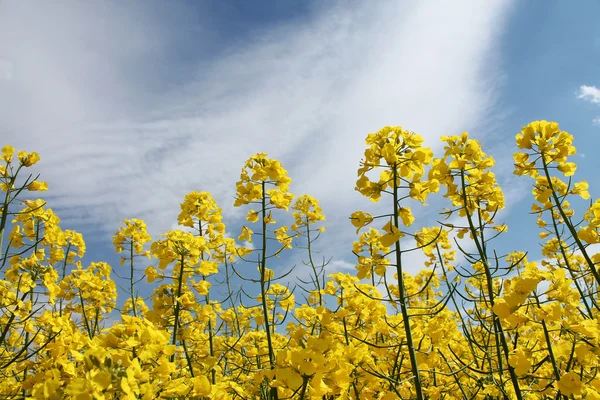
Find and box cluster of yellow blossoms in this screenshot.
[1,120,599,399]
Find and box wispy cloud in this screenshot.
[1,0,513,269]
[578,85,600,104]
[577,85,600,126]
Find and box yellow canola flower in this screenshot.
[145,266,162,283]
[274,225,293,249]
[177,191,225,237]
[356,126,435,203]
[492,298,512,319]
[17,150,40,167]
[246,209,259,223]
[433,132,504,223]
[238,226,253,243]
[150,230,207,270]
[268,188,294,211]
[350,211,373,233]
[1,145,15,162]
[291,194,325,233]
[113,218,152,254]
[380,220,403,247]
[508,348,532,376]
[558,371,583,396]
[557,161,577,176]
[578,226,599,244]
[193,280,211,295]
[570,180,590,200]
[514,120,577,179]
[353,228,391,279]
[27,180,48,191]
[234,153,293,207]
[398,207,414,226]
[197,260,218,276]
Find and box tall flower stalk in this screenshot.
[354,126,438,400]
[234,153,294,400]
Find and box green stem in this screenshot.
[170,254,186,364]
[541,157,600,287]
[459,170,522,400]
[130,241,137,317]
[59,242,72,317]
[198,220,217,384]
[78,288,92,339]
[260,181,278,400]
[392,165,424,400]
[305,217,323,307]
[0,164,24,270]
[547,201,594,316]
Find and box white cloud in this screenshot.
[0,0,513,266]
[328,260,355,272]
[577,85,600,126]
[578,85,600,104]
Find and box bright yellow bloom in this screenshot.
[558,371,583,396]
[238,226,253,243]
[27,180,48,191]
[492,298,512,319]
[246,209,259,222]
[18,150,40,166]
[380,220,403,247]
[398,207,414,226]
[350,211,373,233]
[2,145,15,162]
[145,266,161,283]
[508,348,531,376]
[198,260,218,276]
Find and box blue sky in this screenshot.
[1,1,599,304]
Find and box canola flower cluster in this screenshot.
[0,120,599,399]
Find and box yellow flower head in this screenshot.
[18,151,40,167]
[350,211,373,233]
[356,126,433,202]
[177,191,225,238]
[558,371,583,396]
[2,145,15,162]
